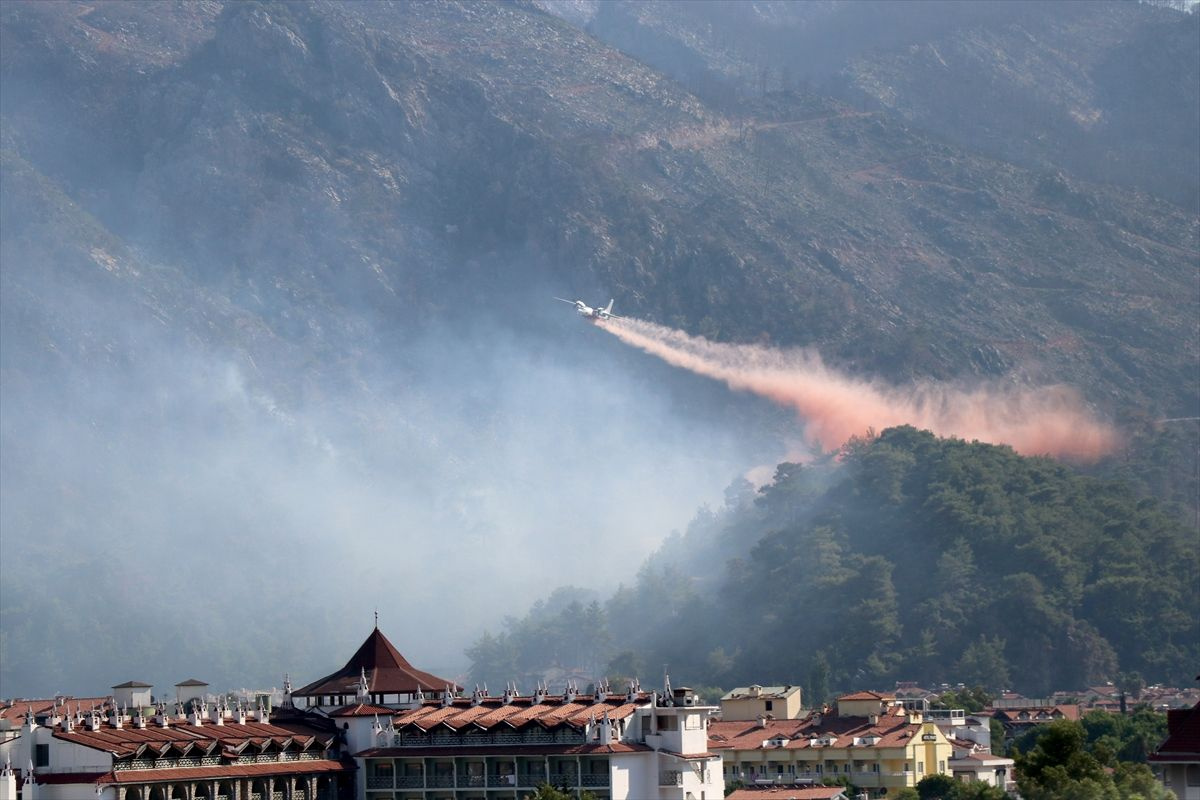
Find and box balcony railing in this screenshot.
[580,774,610,788]
[366,776,393,790]
[426,776,454,788]
[547,773,577,786]
[456,775,486,788]
[659,771,683,787]
[395,776,424,789]
[487,775,517,787]
[517,775,548,788]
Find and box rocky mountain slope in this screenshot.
[579,0,1200,210]
[3,0,1196,410]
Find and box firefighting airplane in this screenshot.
[554,297,620,321]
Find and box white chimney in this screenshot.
[598,712,612,745]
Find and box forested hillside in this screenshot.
[469,428,1199,698]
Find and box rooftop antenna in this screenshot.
[374,609,379,629]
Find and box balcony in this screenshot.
[487,775,518,787]
[852,771,883,785]
[517,774,548,789]
[659,771,683,787]
[456,775,486,788]
[580,774,610,788]
[366,776,393,790]
[394,776,424,789]
[426,776,454,788]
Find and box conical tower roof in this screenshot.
[293,627,459,698]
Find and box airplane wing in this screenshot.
[553,297,578,305]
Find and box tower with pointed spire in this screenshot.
[291,627,459,711]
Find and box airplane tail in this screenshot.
[603,299,614,315]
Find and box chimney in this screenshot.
[598,712,612,746]
[564,681,577,704]
[210,702,224,726]
[757,714,767,729]
[234,704,248,725]
[255,703,270,724]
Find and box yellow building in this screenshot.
[709,692,953,799]
[720,685,805,721]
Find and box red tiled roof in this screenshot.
[53,720,331,758]
[1149,703,1200,763]
[327,704,395,718]
[709,706,918,752]
[836,691,894,702]
[356,743,650,758]
[990,705,1080,723]
[392,695,647,733]
[725,788,846,800]
[0,698,111,723]
[293,628,459,697]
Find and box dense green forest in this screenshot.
[468,427,1198,697]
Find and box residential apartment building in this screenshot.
[300,627,725,800]
[0,693,351,800]
[709,691,952,799]
[1149,701,1200,800]
[720,687,804,722]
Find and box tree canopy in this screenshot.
[468,427,1198,697]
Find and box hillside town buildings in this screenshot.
[0,628,726,800]
[1149,701,1200,800]
[708,691,953,798]
[316,630,722,800]
[10,625,1187,800]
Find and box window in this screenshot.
[35,745,49,768]
[1187,765,1200,786]
[685,714,702,730]
[939,761,946,772]
[918,762,925,774]
[765,701,773,711]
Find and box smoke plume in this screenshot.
[603,318,1119,461]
